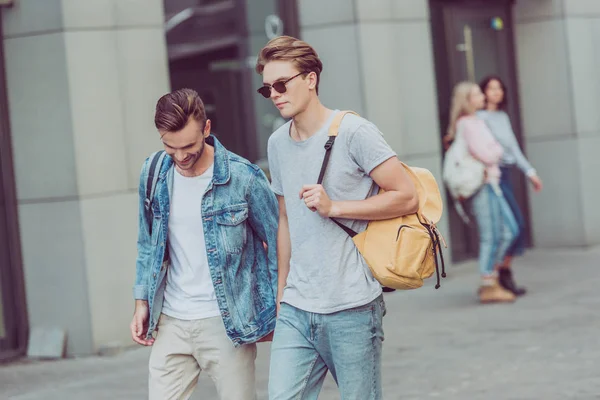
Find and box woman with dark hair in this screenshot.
[477,76,543,297]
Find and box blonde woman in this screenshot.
[445,82,519,303]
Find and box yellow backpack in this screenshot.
[320,111,447,290]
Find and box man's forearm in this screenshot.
[277,265,289,301]
[329,190,418,221]
[135,299,148,311]
[276,218,291,302]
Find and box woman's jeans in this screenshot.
[499,166,527,257]
[468,183,519,276]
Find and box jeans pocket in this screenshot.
[346,301,374,314]
[378,296,387,318]
[157,313,170,330]
[374,297,385,342]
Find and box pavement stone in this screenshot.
[1,247,599,399]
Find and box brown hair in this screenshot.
[154,88,206,132]
[255,36,323,94]
[480,75,508,110]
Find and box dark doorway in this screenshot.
[430,0,531,262]
[163,0,300,163]
[164,0,258,160]
[169,46,252,159]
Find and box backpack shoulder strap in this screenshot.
[326,110,359,138]
[144,150,166,235]
[317,111,360,238]
[317,110,359,184]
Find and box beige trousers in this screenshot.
[148,314,257,400]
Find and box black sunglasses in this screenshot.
[257,72,306,98]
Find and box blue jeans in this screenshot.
[499,166,527,257]
[468,184,519,276]
[268,295,385,400]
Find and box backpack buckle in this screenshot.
[324,137,335,150]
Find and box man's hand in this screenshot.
[299,184,335,217]
[130,300,155,346]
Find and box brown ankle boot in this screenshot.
[479,281,516,303]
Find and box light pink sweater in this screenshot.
[458,116,504,185]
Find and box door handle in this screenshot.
[456,25,476,82]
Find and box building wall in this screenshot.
[2,0,169,355]
[298,0,451,247]
[4,0,599,357]
[299,0,600,251]
[513,0,600,247]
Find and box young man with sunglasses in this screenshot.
[131,88,278,399]
[256,36,418,399]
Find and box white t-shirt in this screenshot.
[162,164,221,320]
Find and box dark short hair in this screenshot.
[479,75,508,110]
[154,88,206,132]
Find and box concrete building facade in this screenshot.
[0,0,598,357]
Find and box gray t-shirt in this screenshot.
[267,111,396,313]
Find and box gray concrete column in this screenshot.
[2,0,170,355]
[514,0,600,247]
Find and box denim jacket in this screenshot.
[134,135,278,346]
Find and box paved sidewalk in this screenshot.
[1,247,600,399]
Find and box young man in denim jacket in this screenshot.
[130,88,278,400]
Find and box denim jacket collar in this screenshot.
[157,134,231,186]
[206,135,231,186]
